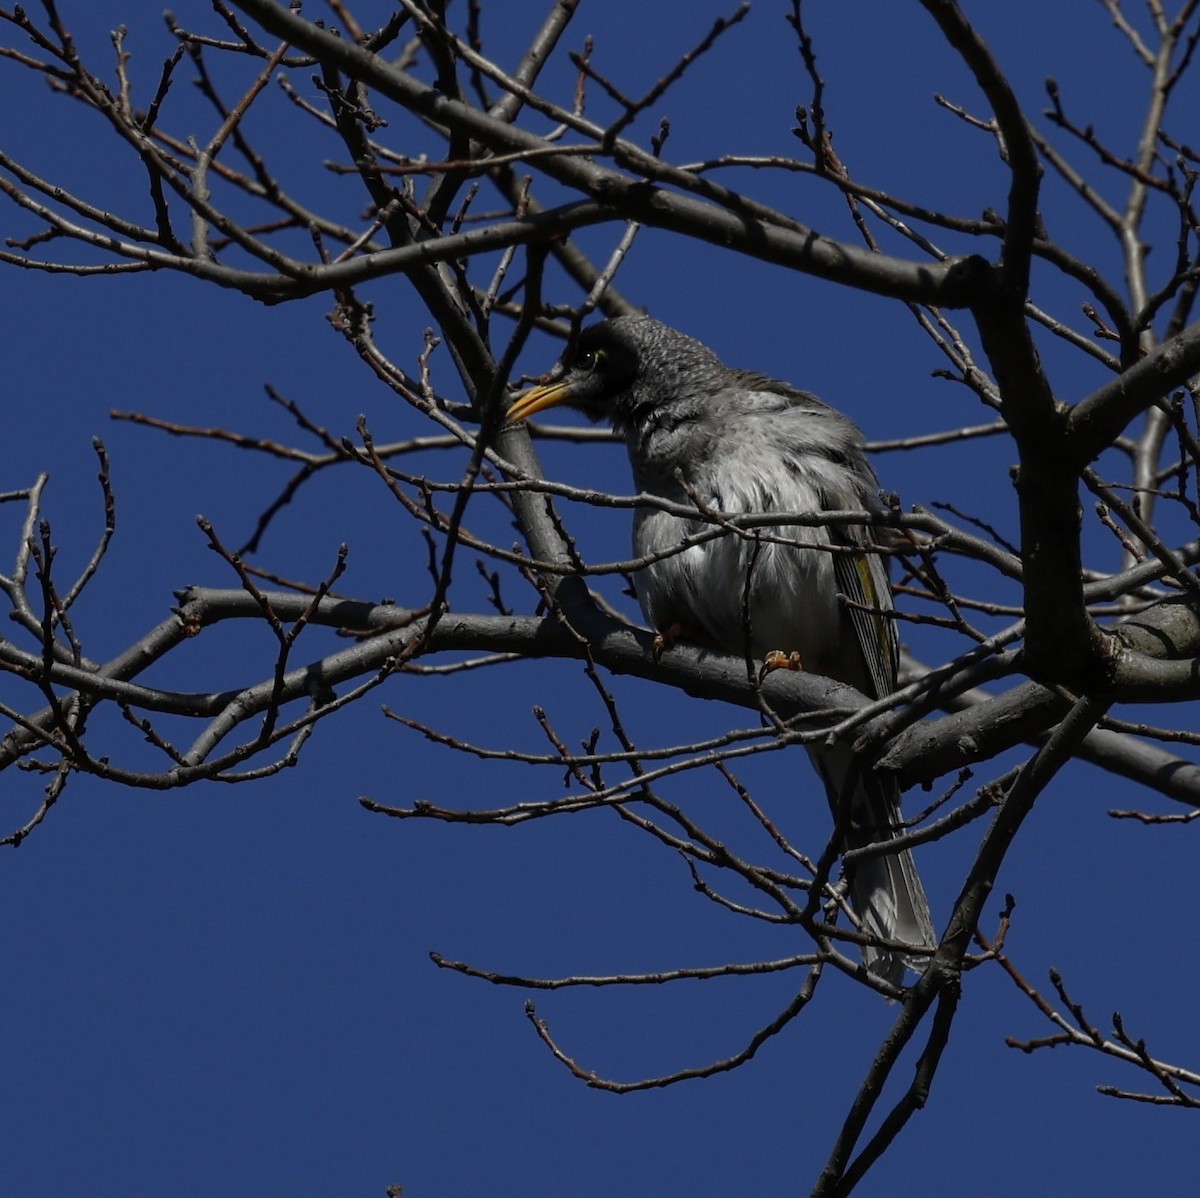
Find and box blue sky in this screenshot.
[2,3,1197,1195]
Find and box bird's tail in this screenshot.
[809,744,936,986]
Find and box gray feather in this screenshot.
[553,316,936,982]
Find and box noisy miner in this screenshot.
[506,315,936,984]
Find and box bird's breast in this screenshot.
[631,499,842,664]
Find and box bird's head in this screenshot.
[505,316,723,434]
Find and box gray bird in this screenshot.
[506,315,936,984]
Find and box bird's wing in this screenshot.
[832,535,897,701]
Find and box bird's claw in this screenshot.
[762,649,805,673]
[652,622,690,660]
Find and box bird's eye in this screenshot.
[576,348,601,372]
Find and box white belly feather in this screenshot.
[632,465,843,667]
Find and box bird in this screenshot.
[505,315,936,985]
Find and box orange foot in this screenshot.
[762,649,805,673]
[652,621,694,660]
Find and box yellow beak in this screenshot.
[504,377,576,424]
